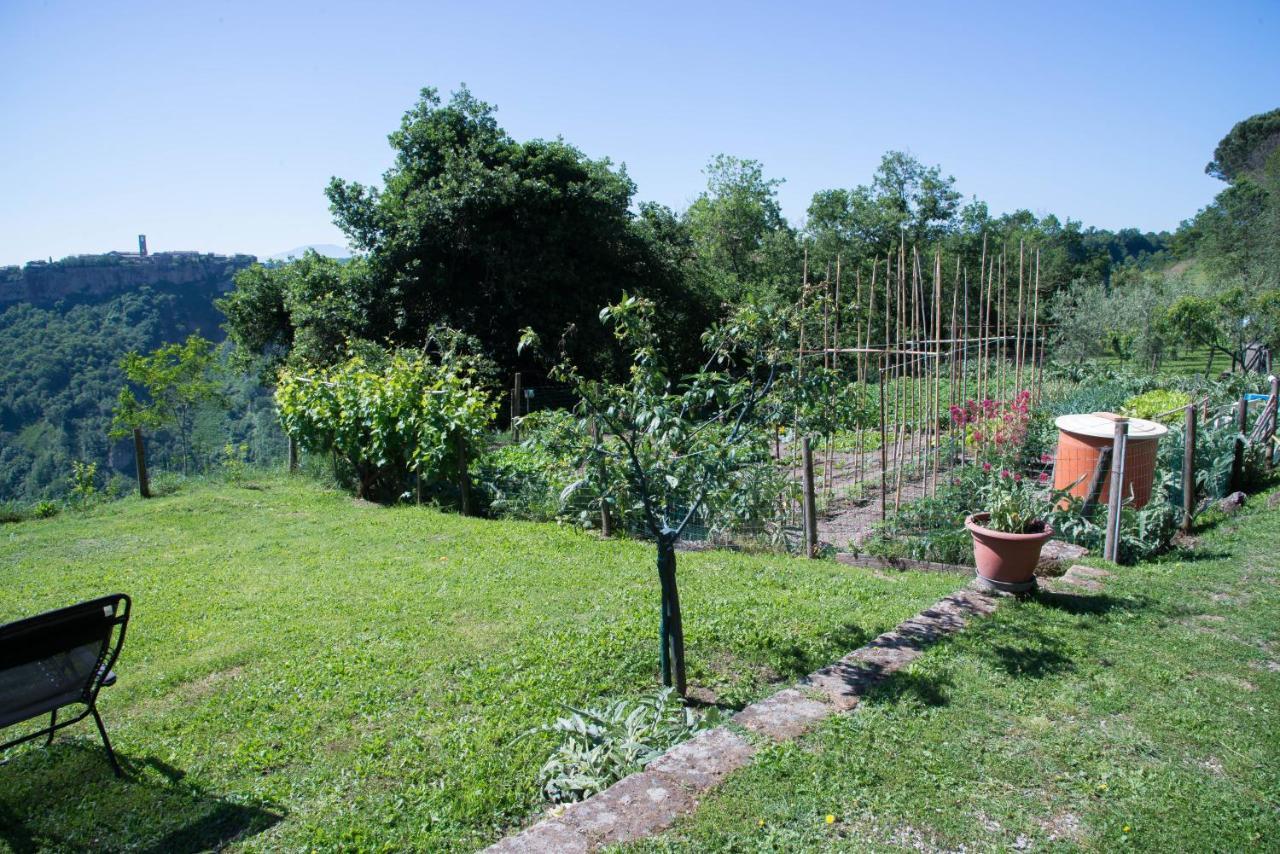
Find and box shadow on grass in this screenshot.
[0,742,282,853]
[1034,590,1145,617]
[870,668,954,707]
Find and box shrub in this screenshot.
[68,460,99,507]
[33,500,60,519]
[528,688,723,803]
[276,346,496,502]
[475,410,596,523]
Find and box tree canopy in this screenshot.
[223,86,714,381]
[1206,107,1280,183]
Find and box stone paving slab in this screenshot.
[486,816,589,853]
[733,688,833,740]
[1049,564,1113,592]
[647,726,756,790]
[556,769,696,847]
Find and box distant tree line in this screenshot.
[219,86,1178,388]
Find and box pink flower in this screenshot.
[1040,453,1053,464]
[982,462,993,472]
[1000,468,1012,479]
[972,430,984,442]
[1014,473,1023,483]
[1039,472,1050,483]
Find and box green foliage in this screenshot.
[476,410,595,523]
[218,252,373,374]
[248,86,713,379]
[980,468,1066,534]
[1206,107,1280,183]
[67,460,98,507]
[1046,473,1181,565]
[220,442,251,483]
[684,154,798,298]
[861,466,989,564]
[0,282,275,502]
[32,500,59,519]
[111,334,225,475]
[1122,389,1192,423]
[529,688,723,804]
[275,344,496,501]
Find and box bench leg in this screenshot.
[45,710,57,746]
[90,707,123,778]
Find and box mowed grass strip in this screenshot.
[623,495,1280,852]
[0,475,961,851]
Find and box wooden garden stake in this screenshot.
[1182,403,1196,532]
[1104,418,1129,562]
[801,437,818,558]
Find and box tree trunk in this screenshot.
[133,428,151,499]
[656,535,687,696]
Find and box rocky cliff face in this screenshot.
[0,251,257,306]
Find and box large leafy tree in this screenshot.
[684,155,799,298]
[1206,107,1280,183]
[221,87,712,380]
[807,151,962,265]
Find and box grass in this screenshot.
[622,491,1280,852]
[0,474,962,852]
[1090,343,1220,378]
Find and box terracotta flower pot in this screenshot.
[965,513,1053,593]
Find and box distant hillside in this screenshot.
[0,251,256,307]
[266,243,350,261]
[0,250,282,503]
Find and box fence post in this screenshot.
[590,421,612,537]
[1104,418,1128,563]
[287,435,299,473]
[1182,404,1195,532]
[801,436,818,558]
[1267,375,1279,471]
[511,373,523,442]
[1231,395,1247,492]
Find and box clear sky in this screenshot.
[1,0,1277,266]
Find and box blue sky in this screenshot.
[1,0,1277,266]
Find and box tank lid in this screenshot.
[1055,412,1169,439]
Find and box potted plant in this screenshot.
[965,468,1062,593]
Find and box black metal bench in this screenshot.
[0,594,131,776]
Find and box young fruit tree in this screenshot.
[524,296,794,695]
[110,335,224,496]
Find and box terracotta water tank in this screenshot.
[1052,413,1168,509]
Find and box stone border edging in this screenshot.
[485,580,1043,853]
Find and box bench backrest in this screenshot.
[0,594,130,729]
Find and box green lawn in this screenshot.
[0,475,962,852]
[624,495,1280,851]
[1090,343,1221,378]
